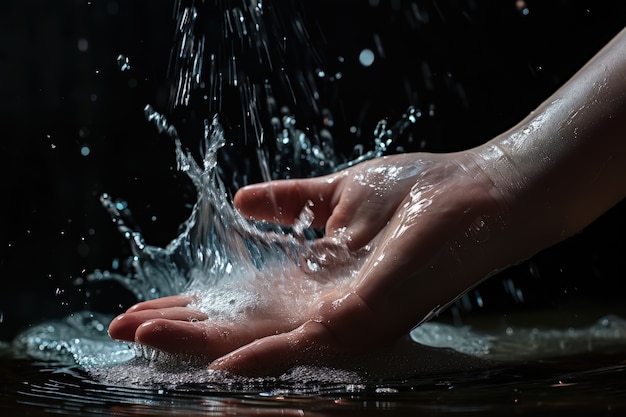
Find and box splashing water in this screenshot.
[84,0,425,309]
[12,2,426,381]
[15,96,626,383]
[12,1,626,385]
[101,105,367,320]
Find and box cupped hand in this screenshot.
[109,150,506,374]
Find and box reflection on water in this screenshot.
[9,304,626,415]
[3,349,626,416]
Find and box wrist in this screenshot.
[463,125,571,263]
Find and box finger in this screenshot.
[125,295,194,313]
[108,306,207,342]
[233,177,339,228]
[207,292,383,375]
[134,318,285,358]
[134,319,236,357]
[207,320,337,376]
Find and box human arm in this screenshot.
[209,26,626,373]
[108,27,626,375]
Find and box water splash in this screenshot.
[12,311,135,368]
[411,314,626,361]
[13,1,427,376]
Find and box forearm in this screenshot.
[472,26,626,260]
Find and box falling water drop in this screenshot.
[358,49,375,67]
[116,54,131,71]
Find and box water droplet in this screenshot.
[116,54,131,71]
[358,49,375,67]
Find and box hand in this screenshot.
[109,27,626,374]
[109,151,506,374]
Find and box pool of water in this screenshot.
[3,352,625,416]
[4,306,626,416]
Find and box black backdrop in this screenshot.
[1,1,625,341]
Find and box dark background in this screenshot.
[1,0,625,341]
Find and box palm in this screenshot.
[108,258,358,358]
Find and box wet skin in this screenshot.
[109,151,501,373]
[109,27,626,375]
